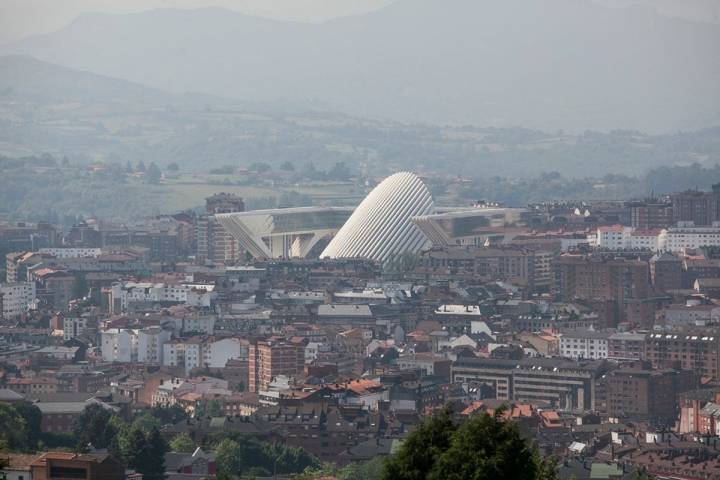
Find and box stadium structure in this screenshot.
[216,172,526,262]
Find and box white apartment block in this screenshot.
[0,282,36,318]
[138,327,172,364]
[163,337,243,374]
[166,315,216,335]
[163,339,201,373]
[201,337,244,369]
[589,225,720,253]
[559,329,609,360]
[660,226,720,252]
[39,247,102,258]
[63,317,88,341]
[630,230,662,251]
[596,226,633,250]
[109,282,216,313]
[101,328,139,362]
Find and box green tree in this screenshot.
[117,426,166,479]
[72,404,117,450]
[118,427,147,471]
[249,162,271,173]
[327,161,351,180]
[280,161,295,171]
[146,162,162,184]
[196,399,222,418]
[382,406,455,480]
[382,408,557,480]
[169,432,195,453]
[215,438,243,480]
[144,427,168,480]
[263,441,318,474]
[300,457,383,480]
[342,456,385,480]
[14,402,42,450]
[0,404,28,451]
[430,413,540,480]
[167,162,179,172]
[150,405,188,425]
[131,413,161,433]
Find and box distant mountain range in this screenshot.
[0,54,172,104]
[2,0,720,132]
[1,54,719,183]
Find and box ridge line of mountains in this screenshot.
[2,0,719,132]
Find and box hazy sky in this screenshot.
[1,0,719,46]
[0,0,395,45]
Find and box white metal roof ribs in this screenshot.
[320,172,434,263]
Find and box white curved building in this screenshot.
[321,171,434,263]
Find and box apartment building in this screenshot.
[452,356,608,410]
[248,339,305,392]
[0,281,36,318]
[645,331,720,379]
[559,329,609,360]
[607,332,646,362]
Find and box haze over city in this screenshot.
[0,1,719,480]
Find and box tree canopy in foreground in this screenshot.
[382,406,558,480]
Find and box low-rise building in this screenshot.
[30,452,124,480]
[396,352,452,379]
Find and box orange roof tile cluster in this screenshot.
[461,401,534,419]
[539,410,563,428]
[325,379,383,396]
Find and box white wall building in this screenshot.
[39,247,102,258]
[63,317,88,341]
[101,328,139,362]
[201,337,244,369]
[167,315,216,335]
[162,339,203,374]
[596,226,633,250]
[138,327,172,364]
[0,282,36,318]
[163,337,232,374]
[660,226,720,252]
[559,329,609,360]
[630,230,662,251]
[109,282,216,313]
